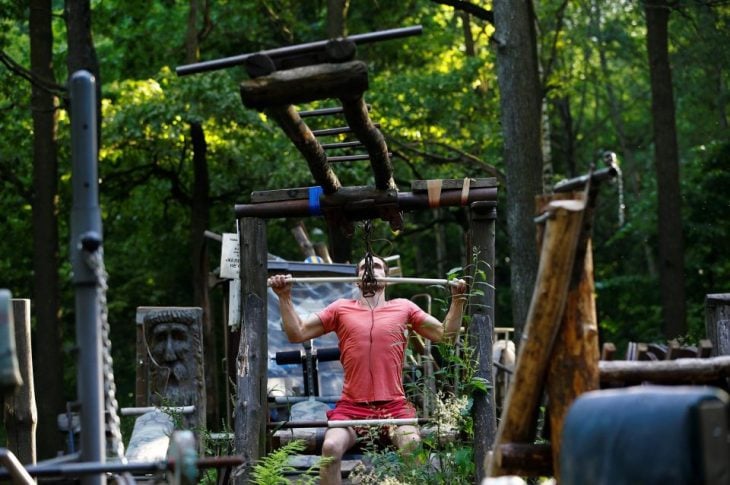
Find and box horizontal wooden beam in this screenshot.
[240,61,369,111]
[599,355,730,384]
[411,177,498,192]
[236,187,498,219]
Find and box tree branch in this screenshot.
[430,0,494,24]
[0,50,67,98]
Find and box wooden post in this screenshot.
[2,299,37,464]
[706,294,730,356]
[537,192,601,480]
[546,240,600,478]
[487,197,585,477]
[468,201,498,482]
[233,217,268,484]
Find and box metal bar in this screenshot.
[271,396,340,404]
[326,153,392,162]
[553,166,618,193]
[299,105,372,117]
[120,406,195,416]
[268,417,430,429]
[176,26,422,76]
[0,449,34,484]
[320,141,364,150]
[310,124,380,137]
[0,456,246,479]
[268,276,458,286]
[69,70,105,485]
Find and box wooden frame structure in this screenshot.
[185,26,500,483]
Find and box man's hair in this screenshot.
[355,255,389,276]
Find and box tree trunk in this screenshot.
[325,0,352,262]
[189,121,218,429]
[493,0,543,343]
[185,2,218,429]
[644,0,687,338]
[29,0,64,460]
[327,0,350,39]
[65,0,101,135]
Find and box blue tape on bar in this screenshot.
[308,186,323,216]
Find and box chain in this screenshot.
[83,249,125,460]
[360,220,378,296]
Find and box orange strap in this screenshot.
[460,177,471,206]
[427,180,442,209]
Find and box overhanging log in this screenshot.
[599,355,730,384]
[240,61,369,111]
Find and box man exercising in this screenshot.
[268,255,467,484]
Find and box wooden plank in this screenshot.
[411,178,498,192]
[487,196,585,478]
[706,293,730,356]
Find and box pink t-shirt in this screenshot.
[317,298,429,402]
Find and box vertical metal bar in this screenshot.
[69,70,105,485]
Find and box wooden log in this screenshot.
[340,96,395,190]
[233,217,268,484]
[2,299,37,464]
[706,293,730,356]
[240,61,369,110]
[601,342,616,361]
[493,443,553,477]
[546,237,600,480]
[266,105,341,195]
[290,221,316,258]
[468,200,498,483]
[236,186,498,219]
[487,198,585,478]
[598,355,730,385]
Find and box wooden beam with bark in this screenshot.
[486,196,586,478]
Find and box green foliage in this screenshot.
[250,439,323,485]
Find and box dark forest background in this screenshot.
[1,0,728,458]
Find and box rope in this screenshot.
[83,249,125,460]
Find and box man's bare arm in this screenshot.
[269,274,326,343]
[416,279,467,343]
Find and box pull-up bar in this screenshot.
[267,276,460,286]
[176,25,422,76]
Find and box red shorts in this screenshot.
[327,398,417,421]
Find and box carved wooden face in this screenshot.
[151,322,191,364]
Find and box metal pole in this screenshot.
[69,70,105,485]
[175,26,422,76]
[267,417,430,429]
[268,276,459,286]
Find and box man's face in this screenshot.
[357,257,387,278]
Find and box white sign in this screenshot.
[220,233,239,279]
